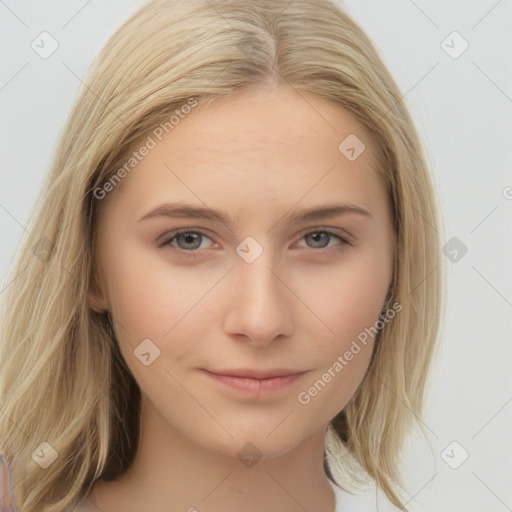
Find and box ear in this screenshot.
[87,267,109,313]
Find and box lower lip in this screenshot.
[202,370,306,394]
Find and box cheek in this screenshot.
[102,247,198,397]
[301,248,391,346]
[294,344,373,434]
[104,244,200,340]
[293,248,390,411]
[103,243,220,391]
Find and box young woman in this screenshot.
[0,1,445,511]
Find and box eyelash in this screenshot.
[158,228,352,257]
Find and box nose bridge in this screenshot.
[235,234,281,295]
[239,248,278,300]
[223,240,294,344]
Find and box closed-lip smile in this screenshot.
[200,368,308,394]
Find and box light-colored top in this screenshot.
[330,478,373,511]
[74,479,390,511]
[329,478,397,512]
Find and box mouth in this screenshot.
[200,368,308,394]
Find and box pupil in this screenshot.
[309,232,328,248]
[180,233,200,249]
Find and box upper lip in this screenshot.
[203,368,306,379]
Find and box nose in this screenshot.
[222,247,294,347]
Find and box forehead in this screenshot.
[171,87,376,161]
[102,87,386,223]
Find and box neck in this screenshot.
[90,396,336,512]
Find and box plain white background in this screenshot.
[1,1,511,511]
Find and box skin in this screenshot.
[82,85,395,512]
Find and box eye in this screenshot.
[158,227,352,258]
[295,229,351,250]
[159,229,215,253]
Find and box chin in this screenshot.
[205,426,310,462]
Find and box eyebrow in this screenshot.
[137,201,372,230]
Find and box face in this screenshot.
[91,86,395,460]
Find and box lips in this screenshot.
[204,368,305,379]
[200,368,308,394]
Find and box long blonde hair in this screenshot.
[0,0,446,509]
